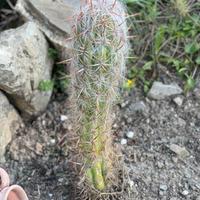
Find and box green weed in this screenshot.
[53,64,70,93]
[125,0,200,93]
[38,80,54,92]
[46,47,70,93]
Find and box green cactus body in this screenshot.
[71,0,128,192]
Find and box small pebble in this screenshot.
[48,193,53,197]
[42,120,46,126]
[121,101,128,108]
[68,124,72,130]
[58,178,64,183]
[113,123,118,128]
[50,139,56,145]
[20,123,25,128]
[131,101,146,112]
[173,96,183,106]
[157,161,164,169]
[169,144,190,158]
[195,182,200,189]
[129,180,134,188]
[127,118,133,124]
[126,131,135,139]
[120,138,127,145]
[182,190,189,196]
[172,157,178,163]
[60,115,68,121]
[35,143,43,155]
[160,184,168,191]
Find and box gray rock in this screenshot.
[173,96,183,106]
[121,138,127,145]
[195,182,200,189]
[60,115,68,121]
[160,184,168,191]
[157,161,164,169]
[16,0,80,48]
[126,131,135,139]
[121,100,129,108]
[148,81,183,100]
[177,118,186,127]
[0,22,53,117]
[181,190,189,196]
[0,92,21,162]
[169,144,190,159]
[130,101,147,113]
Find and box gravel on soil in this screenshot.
[1,82,200,200]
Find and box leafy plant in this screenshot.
[125,0,200,94]
[127,61,153,93]
[47,47,70,93]
[53,64,70,93]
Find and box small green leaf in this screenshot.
[142,61,153,70]
[38,80,54,91]
[184,77,196,93]
[144,81,150,94]
[154,25,166,53]
[178,67,187,73]
[195,56,200,65]
[172,59,181,69]
[185,43,200,54]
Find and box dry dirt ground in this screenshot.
[1,76,200,200]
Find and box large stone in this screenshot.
[148,81,183,100]
[0,92,21,162]
[16,0,80,48]
[0,22,53,117]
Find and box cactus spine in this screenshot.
[70,0,128,194]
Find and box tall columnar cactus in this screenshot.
[70,0,128,196]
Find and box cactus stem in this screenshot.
[70,0,128,195]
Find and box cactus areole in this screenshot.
[70,0,128,193]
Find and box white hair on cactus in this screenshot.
[69,0,128,195]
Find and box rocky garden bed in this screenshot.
[0,0,200,200]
